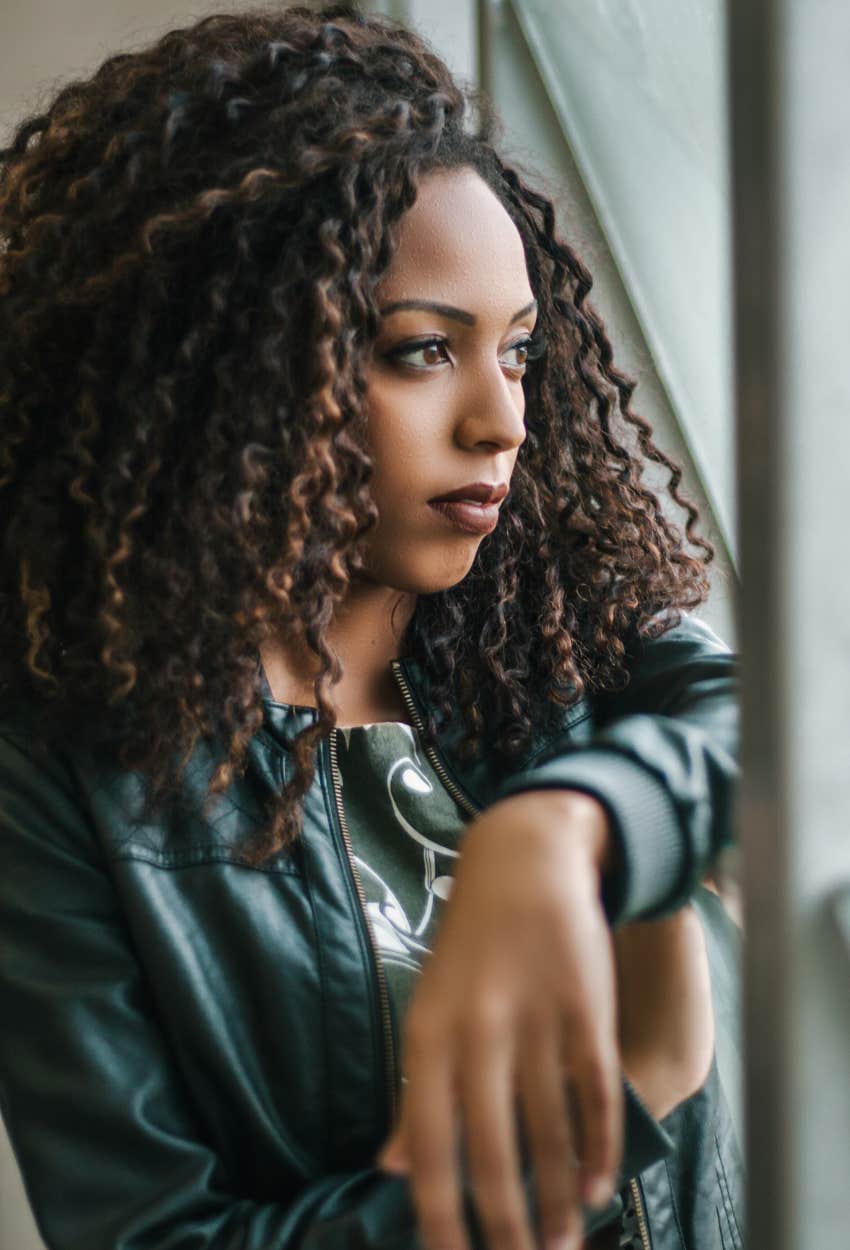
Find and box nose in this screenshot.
[454,360,527,454]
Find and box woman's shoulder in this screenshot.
[0,702,76,778]
[0,706,106,876]
[611,610,736,691]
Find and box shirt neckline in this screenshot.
[256,655,413,729]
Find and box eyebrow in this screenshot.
[378,298,538,326]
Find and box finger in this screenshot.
[376,1123,409,1174]
[376,1080,410,1172]
[460,1015,536,1250]
[570,1031,623,1210]
[560,910,623,1210]
[403,1018,470,1250]
[516,1012,582,1250]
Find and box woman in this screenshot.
[0,6,741,1250]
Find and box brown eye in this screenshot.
[502,335,546,372]
[421,343,443,365]
[502,339,531,370]
[387,337,451,369]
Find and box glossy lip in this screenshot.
[428,480,509,505]
[427,499,501,535]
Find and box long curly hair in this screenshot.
[0,4,712,863]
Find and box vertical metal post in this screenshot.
[729,2,850,1247]
[728,6,789,1247]
[476,0,495,96]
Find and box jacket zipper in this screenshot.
[327,728,399,1128]
[629,1177,651,1250]
[389,659,481,819]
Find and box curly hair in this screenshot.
[0,3,712,864]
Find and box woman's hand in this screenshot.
[375,789,621,1250]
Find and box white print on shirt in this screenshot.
[340,721,461,973]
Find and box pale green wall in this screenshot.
[485,1,736,643]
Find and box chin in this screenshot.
[363,551,477,596]
[398,559,478,595]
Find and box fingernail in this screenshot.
[546,1236,579,1250]
[585,1175,615,1209]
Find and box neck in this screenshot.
[257,582,418,716]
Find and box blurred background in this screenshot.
[1,3,848,1249]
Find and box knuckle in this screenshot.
[518,1003,550,1041]
[515,1005,555,1055]
[534,1150,579,1211]
[559,996,587,1035]
[558,1007,582,1043]
[463,999,509,1046]
[468,1140,509,1181]
[533,1121,572,1161]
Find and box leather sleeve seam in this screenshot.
[109,847,302,874]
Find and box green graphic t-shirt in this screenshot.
[334,720,470,1048]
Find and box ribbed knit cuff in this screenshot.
[494,749,688,926]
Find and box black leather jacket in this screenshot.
[0,614,742,1250]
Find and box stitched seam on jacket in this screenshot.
[109,846,302,873]
[715,1131,743,1248]
[663,1157,686,1250]
[715,1133,744,1249]
[715,1164,738,1250]
[297,797,334,1169]
[716,1205,729,1250]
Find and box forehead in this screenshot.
[377,167,533,309]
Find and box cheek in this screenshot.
[364,390,441,505]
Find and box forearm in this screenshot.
[614,904,715,1120]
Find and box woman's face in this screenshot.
[359,167,537,595]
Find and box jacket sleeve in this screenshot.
[0,732,672,1250]
[493,613,739,925]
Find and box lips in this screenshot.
[427,482,508,536]
[428,481,509,505]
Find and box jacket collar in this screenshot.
[256,648,589,795]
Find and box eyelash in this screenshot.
[385,333,547,374]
